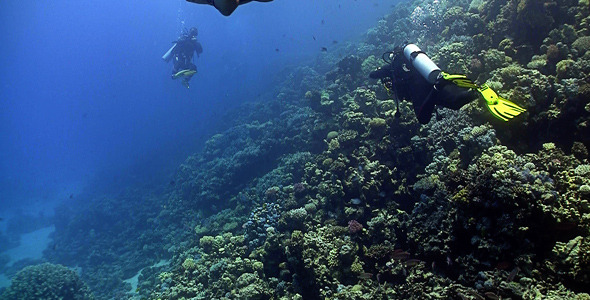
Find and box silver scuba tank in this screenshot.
[162,43,177,62]
[403,44,441,84]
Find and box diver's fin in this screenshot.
[440,72,478,89]
[477,84,526,121]
[183,70,197,77]
[172,70,186,79]
[172,69,197,79]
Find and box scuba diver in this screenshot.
[369,44,525,124]
[162,27,203,88]
[186,0,273,17]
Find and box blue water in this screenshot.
[0,0,395,209]
[0,0,398,291]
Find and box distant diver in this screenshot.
[369,43,525,124]
[162,27,203,88]
[186,0,273,17]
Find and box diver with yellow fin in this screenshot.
[162,27,203,88]
[369,44,525,124]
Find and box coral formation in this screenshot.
[32,0,590,299]
[1,263,93,300]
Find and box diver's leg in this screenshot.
[172,58,181,78]
[181,78,190,88]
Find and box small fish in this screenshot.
[357,272,373,279]
[332,40,338,44]
[391,249,410,260]
[69,194,73,199]
[457,292,469,300]
[275,48,280,52]
[484,292,500,300]
[351,198,362,205]
[404,259,422,267]
[495,261,511,270]
[169,180,175,186]
[321,19,325,25]
[507,266,520,282]
[0,217,3,222]
[312,35,316,41]
[467,290,485,300]
[321,47,328,52]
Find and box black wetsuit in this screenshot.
[172,36,203,74]
[370,51,478,124]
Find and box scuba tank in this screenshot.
[403,44,441,84]
[162,43,177,62]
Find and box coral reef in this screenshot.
[32,0,590,299]
[1,263,93,300]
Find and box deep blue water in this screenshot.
[0,0,398,287]
[0,0,397,210]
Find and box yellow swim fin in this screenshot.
[172,69,197,80]
[477,84,526,121]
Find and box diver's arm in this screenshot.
[194,42,203,58]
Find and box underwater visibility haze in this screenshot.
[1,0,590,299]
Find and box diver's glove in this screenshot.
[369,66,393,80]
[440,72,526,121]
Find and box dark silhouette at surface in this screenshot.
[186,0,273,17]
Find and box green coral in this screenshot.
[326,131,339,141]
[481,48,512,74]
[432,42,471,74]
[573,36,590,55]
[1,263,94,300]
[199,235,225,253]
[182,257,197,270]
[361,55,381,75]
[368,118,386,128]
[556,59,577,79]
[575,164,590,176]
[551,236,590,284]
[234,272,271,299]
